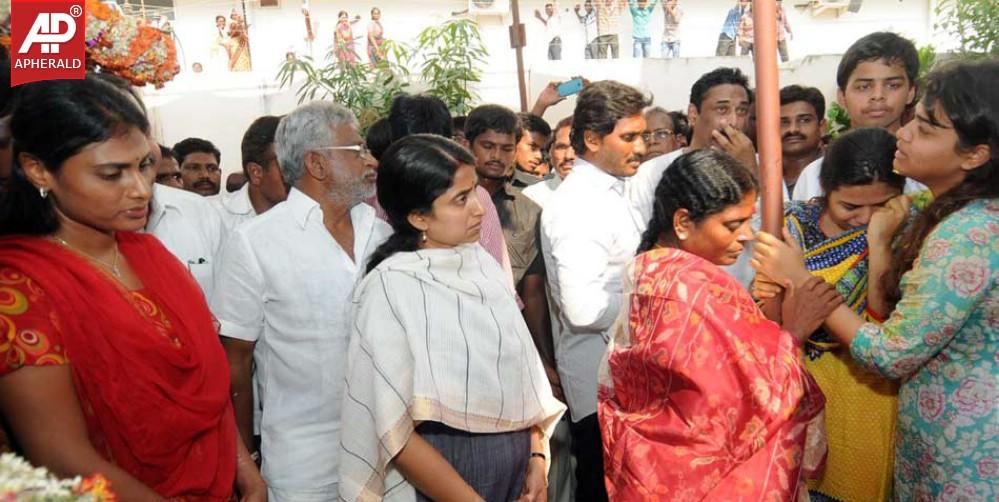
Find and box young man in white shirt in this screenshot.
[792,32,924,201]
[779,85,826,195]
[216,115,288,241]
[211,102,390,502]
[523,116,576,209]
[541,80,649,502]
[535,2,564,60]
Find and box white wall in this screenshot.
[145,0,944,176]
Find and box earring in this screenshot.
[675,228,686,241]
[421,232,427,243]
[39,187,48,198]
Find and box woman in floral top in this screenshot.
[754,60,998,500]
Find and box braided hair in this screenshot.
[365,134,477,273]
[637,149,759,254]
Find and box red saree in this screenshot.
[0,233,235,500]
[598,248,825,501]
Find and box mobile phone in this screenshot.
[557,78,584,98]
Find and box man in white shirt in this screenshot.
[541,80,649,502]
[792,32,924,201]
[145,138,225,300]
[173,137,222,197]
[211,102,390,502]
[523,116,575,209]
[535,2,563,60]
[216,115,288,240]
[627,67,785,288]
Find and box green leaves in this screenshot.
[935,0,999,57]
[275,18,489,129]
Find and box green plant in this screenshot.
[825,102,850,139]
[276,39,411,131]
[935,0,999,56]
[414,19,489,115]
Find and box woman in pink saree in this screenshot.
[598,150,841,501]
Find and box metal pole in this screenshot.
[509,0,529,112]
[752,0,783,236]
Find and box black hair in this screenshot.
[159,144,174,160]
[338,10,348,18]
[0,59,16,117]
[464,105,522,146]
[818,127,903,195]
[689,67,752,112]
[884,59,999,307]
[388,93,453,142]
[571,80,650,154]
[668,111,691,143]
[518,112,552,137]
[637,149,759,254]
[241,115,281,174]
[0,76,150,236]
[173,137,220,165]
[366,117,393,161]
[836,32,918,91]
[547,115,573,151]
[779,84,826,123]
[366,134,477,273]
[452,116,467,137]
[215,14,226,23]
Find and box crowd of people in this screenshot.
[0,29,996,502]
[537,0,791,60]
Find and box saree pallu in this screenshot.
[598,248,825,502]
[0,233,236,500]
[785,201,897,502]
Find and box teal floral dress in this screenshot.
[850,198,999,501]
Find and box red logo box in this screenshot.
[10,0,86,86]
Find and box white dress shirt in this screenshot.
[214,183,258,247]
[210,188,391,501]
[791,155,928,201]
[522,174,563,209]
[541,159,643,422]
[146,183,224,299]
[626,148,789,289]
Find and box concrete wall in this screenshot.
[145,0,945,176]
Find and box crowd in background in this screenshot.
[0,29,996,502]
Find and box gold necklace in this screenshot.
[52,236,122,278]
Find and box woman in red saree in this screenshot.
[0,76,264,500]
[598,150,840,501]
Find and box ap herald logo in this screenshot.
[11,0,86,86]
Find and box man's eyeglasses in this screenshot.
[641,129,675,143]
[315,144,373,158]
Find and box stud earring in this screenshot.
[39,187,48,198]
[675,228,686,241]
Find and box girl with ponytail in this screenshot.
[341,135,564,502]
[754,59,999,500]
[600,149,842,500]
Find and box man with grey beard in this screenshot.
[211,101,390,501]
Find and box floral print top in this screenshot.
[850,198,999,501]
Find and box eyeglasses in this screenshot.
[315,144,373,158]
[641,129,675,143]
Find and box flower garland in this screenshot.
[83,0,179,88]
[0,452,115,501]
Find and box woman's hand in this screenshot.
[781,276,843,342]
[752,273,783,300]
[868,195,911,248]
[515,456,548,502]
[751,229,810,287]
